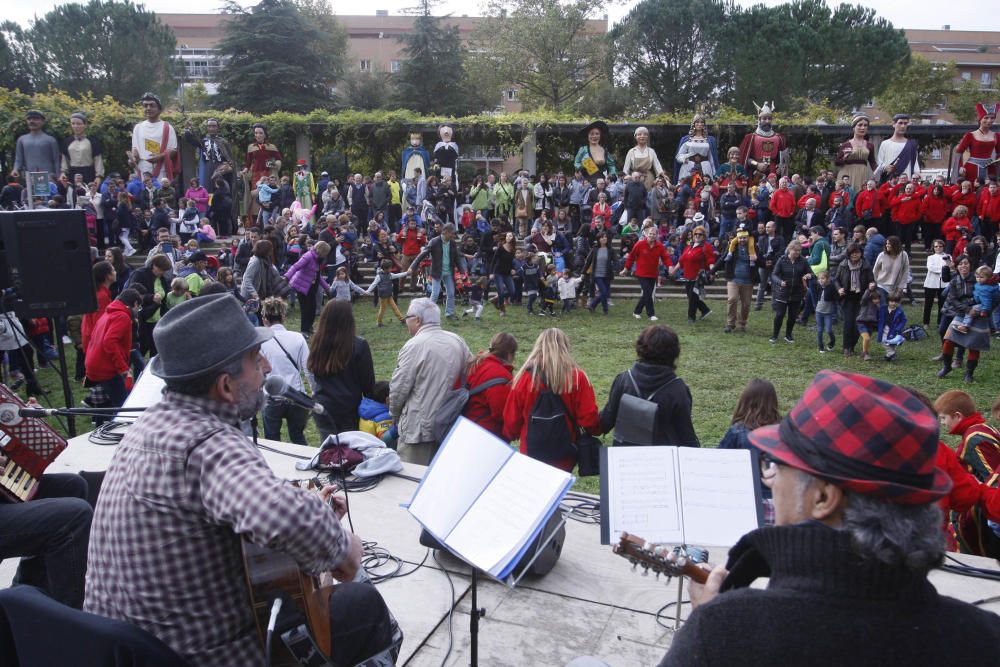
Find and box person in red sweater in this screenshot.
[670,225,717,322]
[396,212,426,292]
[768,177,796,241]
[934,389,1000,556]
[502,328,600,471]
[942,205,972,258]
[622,224,673,321]
[889,182,922,254]
[84,289,142,423]
[921,184,950,246]
[462,332,517,438]
[950,180,977,214]
[80,261,116,353]
[976,180,1000,242]
[854,179,882,228]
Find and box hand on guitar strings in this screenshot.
[688,562,728,609]
[319,484,348,519]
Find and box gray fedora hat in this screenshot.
[149,293,272,381]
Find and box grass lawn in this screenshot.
[34,295,1000,495]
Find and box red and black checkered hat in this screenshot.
[748,370,952,504]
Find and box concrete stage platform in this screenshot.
[4,432,1000,666]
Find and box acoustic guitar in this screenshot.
[612,532,710,584]
[241,479,335,666]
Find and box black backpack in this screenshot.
[525,375,578,464]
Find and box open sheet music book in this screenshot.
[407,418,574,581]
[599,446,762,547]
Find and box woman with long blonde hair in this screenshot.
[502,328,601,471]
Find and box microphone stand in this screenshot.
[19,407,148,420]
[250,415,259,447]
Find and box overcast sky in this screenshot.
[6,0,998,32]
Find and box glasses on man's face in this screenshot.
[760,452,781,481]
[693,232,705,237]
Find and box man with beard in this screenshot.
[737,101,788,184]
[84,294,390,667]
[185,118,237,235]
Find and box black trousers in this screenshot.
[634,277,657,317]
[923,287,944,326]
[841,296,861,352]
[0,474,92,609]
[298,282,320,335]
[685,281,710,320]
[772,300,802,339]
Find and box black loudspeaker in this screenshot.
[0,210,96,317]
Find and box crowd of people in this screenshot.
[5,94,1000,664]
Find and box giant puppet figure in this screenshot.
[875,113,920,183]
[61,112,105,184]
[402,132,431,181]
[433,125,459,187]
[183,118,235,195]
[954,102,1000,184]
[129,92,180,183]
[575,120,618,186]
[737,101,788,183]
[674,114,719,183]
[241,123,281,221]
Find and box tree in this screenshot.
[875,55,956,116]
[25,1,176,103]
[214,0,346,114]
[721,1,909,112]
[610,0,730,113]
[391,11,488,115]
[949,79,984,123]
[0,22,35,93]
[337,70,394,111]
[471,0,609,113]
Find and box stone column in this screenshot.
[522,129,537,175]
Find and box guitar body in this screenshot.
[242,540,334,665]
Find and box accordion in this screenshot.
[0,385,67,502]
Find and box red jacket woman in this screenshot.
[676,240,718,280]
[625,236,673,278]
[951,186,977,213]
[463,348,515,438]
[502,329,600,471]
[84,300,133,382]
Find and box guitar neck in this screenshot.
[613,533,710,584]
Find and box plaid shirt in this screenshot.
[84,391,351,667]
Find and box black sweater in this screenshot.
[660,522,1000,666]
[599,362,699,447]
[312,337,375,431]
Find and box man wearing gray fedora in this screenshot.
[85,294,394,667]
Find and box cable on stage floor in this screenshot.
[655,597,691,629]
[432,550,456,667]
[561,491,601,524]
[87,421,130,445]
[941,555,1000,596]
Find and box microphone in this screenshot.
[17,407,58,417]
[263,375,325,414]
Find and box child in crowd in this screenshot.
[164,277,190,311]
[329,266,366,301]
[856,287,881,361]
[953,265,998,334]
[257,175,279,225]
[359,381,398,447]
[541,264,559,316]
[195,218,217,244]
[511,249,525,304]
[814,271,838,353]
[523,253,541,315]
[463,276,489,320]
[365,259,409,327]
[558,270,584,313]
[879,290,907,361]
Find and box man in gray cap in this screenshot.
[11,110,60,182]
[389,297,472,464]
[84,294,391,667]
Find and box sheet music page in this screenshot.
[445,453,572,577]
[407,418,513,539]
[678,448,760,547]
[606,446,683,545]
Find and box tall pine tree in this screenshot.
[214,0,346,114]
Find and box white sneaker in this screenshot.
[649,315,659,321]
[633,313,641,319]
[61,335,72,345]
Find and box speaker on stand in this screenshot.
[0,209,98,436]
